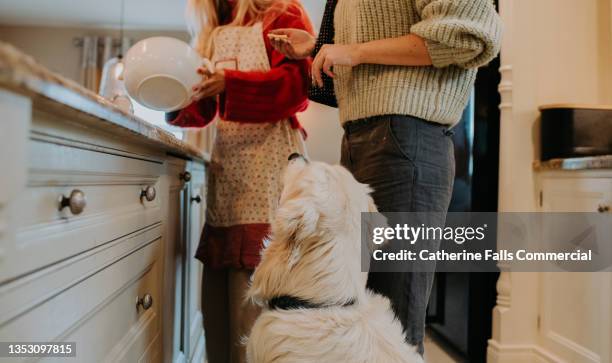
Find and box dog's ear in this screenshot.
[247,241,291,305]
[249,198,317,303]
[274,197,319,245]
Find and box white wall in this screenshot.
[297,102,343,164]
[297,0,344,165]
[300,0,324,32]
[0,25,189,82]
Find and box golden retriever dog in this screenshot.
[246,154,423,363]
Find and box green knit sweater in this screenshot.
[333,0,502,125]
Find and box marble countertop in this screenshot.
[533,155,612,171]
[0,41,208,162]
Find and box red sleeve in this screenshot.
[165,97,217,128]
[219,0,314,123]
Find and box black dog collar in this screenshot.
[268,295,356,310]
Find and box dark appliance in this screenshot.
[540,104,612,161]
[426,45,501,362]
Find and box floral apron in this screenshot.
[200,23,305,268]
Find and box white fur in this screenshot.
[246,159,423,363]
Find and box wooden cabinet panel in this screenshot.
[187,163,206,363]
[159,159,207,363]
[538,173,612,363]
[541,176,611,213]
[66,240,162,363]
[0,138,163,284]
[538,272,611,363]
[160,159,189,363]
[0,228,161,363]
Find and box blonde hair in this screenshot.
[187,0,286,58]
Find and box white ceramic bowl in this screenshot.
[124,37,211,112]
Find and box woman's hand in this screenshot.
[192,68,226,102]
[311,44,362,87]
[268,28,316,60]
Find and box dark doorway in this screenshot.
[426,2,502,361]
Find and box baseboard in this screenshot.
[487,339,563,363]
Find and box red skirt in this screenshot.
[195,223,270,270]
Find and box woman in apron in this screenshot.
[167,1,313,362]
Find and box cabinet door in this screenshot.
[541,176,611,212]
[187,162,206,363]
[161,159,190,363]
[162,160,207,363]
[0,227,162,363]
[538,175,612,363]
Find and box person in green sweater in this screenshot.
[270,0,502,355]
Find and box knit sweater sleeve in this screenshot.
[410,0,502,69]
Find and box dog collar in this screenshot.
[268,295,356,310]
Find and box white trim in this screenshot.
[545,331,600,363]
[487,340,565,363]
[538,103,612,111]
[498,65,513,111]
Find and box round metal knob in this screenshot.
[136,294,153,311]
[180,171,192,182]
[58,189,87,215]
[598,205,610,213]
[140,186,156,202]
[191,195,202,204]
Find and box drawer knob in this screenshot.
[598,205,610,213]
[180,171,192,182]
[58,190,87,215]
[191,195,202,204]
[136,294,153,311]
[141,186,156,202]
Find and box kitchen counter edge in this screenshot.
[533,155,612,171]
[0,41,209,163]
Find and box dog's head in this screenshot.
[274,154,377,243]
[248,155,377,306]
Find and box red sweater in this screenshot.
[166,1,313,130]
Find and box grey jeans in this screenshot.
[341,114,455,355]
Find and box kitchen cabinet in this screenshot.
[186,163,206,363]
[535,169,612,363]
[162,159,189,363]
[0,43,208,363]
[490,160,612,363]
[539,173,611,213]
[161,161,206,363]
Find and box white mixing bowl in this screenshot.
[124,37,212,112]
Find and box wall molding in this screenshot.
[487,340,563,363]
[498,65,514,111]
[495,270,512,308]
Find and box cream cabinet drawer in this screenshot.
[0,225,161,363]
[541,176,612,212]
[0,138,164,284]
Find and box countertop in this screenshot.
[0,41,208,162]
[533,155,612,171]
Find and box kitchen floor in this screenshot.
[424,332,465,363]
